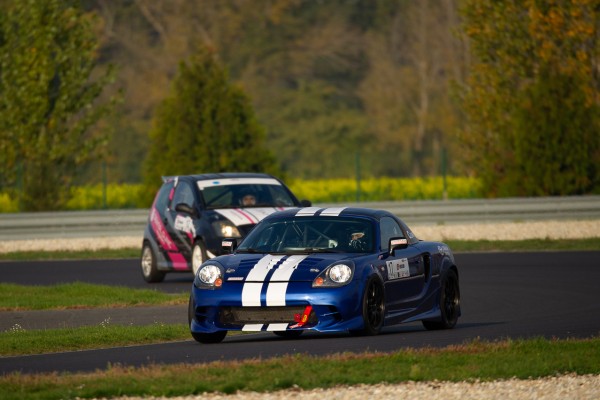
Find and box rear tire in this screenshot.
[423,269,460,330]
[141,243,165,283]
[188,295,227,344]
[350,276,384,336]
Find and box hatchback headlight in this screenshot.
[195,263,223,289]
[212,221,242,238]
[313,262,354,287]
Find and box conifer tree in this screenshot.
[143,46,280,202]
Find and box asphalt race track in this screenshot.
[1,251,599,374]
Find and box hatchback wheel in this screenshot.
[141,243,165,283]
[192,241,207,275]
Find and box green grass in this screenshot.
[0,248,139,261]
[0,238,598,262]
[0,337,598,400]
[0,282,188,310]
[1,323,189,356]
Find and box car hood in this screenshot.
[212,207,294,226]
[218,253,361,283]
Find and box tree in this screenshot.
[0,0,117,210]
[460,0,599,196]
[142,46,280,202]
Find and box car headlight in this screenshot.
[313,262,354,287]
[194,263,223,289]
[212,221,242,238]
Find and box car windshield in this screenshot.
[237,216,374,254]
[197,178,296,209]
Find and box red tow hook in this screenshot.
[291,305,313,329]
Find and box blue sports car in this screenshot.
[188,207,460,343]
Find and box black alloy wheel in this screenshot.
[423,269,460,330]
[351,276,385,336]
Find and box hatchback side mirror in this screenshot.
[389,237,408,255]
[175,203,198,217]
[222,238,238,254]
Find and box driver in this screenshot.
[349,231,368,251]
[241,193,256,206]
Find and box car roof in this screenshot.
[163,172,277,182]
[267,207,395,220]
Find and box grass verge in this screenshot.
[0,282,188,310]
[1,337,599,400]
[1,323,189,356]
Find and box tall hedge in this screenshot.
[142,46,280,204]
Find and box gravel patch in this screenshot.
[115,374,600,400]
[0,219,598,253]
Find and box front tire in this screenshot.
[423,269,460,330]
[351,276,385,336]
[141,243,165,283]
[191,241,207,275]
[274,330,303,339]
[188,295,227,344]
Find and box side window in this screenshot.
[379,217,404,252]
[171,182,195,208]
[154,181,174,218]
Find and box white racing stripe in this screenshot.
[266,323,290,331]
[296,207,347,217]
[242,255,284,306]
[320,207,347,216]
[266,255,307,306]
[196,177,281,189]
[295,207,322,216]
[242,324,264,331]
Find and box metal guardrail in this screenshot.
[0,196,598,241]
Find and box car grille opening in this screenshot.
[219,306,311,325]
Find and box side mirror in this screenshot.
[222,238,238,254]
[389,237,408,255]
[300,199,312,207]
[175,203,197,217]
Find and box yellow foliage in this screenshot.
[1,177,482,212]
[0,193,18,213]
[289,177,482,203]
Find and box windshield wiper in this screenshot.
[301,248,344,253]
[236,248,261,253]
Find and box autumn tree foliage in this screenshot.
[460,0,599,196]
[0,0,117,210]
[143,46,280,200]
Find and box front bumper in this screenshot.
[190,280,365,333]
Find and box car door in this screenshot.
[379,217,427,315]
[165,180,197,258]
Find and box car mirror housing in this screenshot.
[300,199,312,207]
[389,237,408,255]
[175,203,197,217]
[221,238,238,254]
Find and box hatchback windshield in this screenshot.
[197,178,296,208]
[237,217,374,254]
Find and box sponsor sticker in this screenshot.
[174,215,196,236]
[386,258,410,280]
[390,238,408,247]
